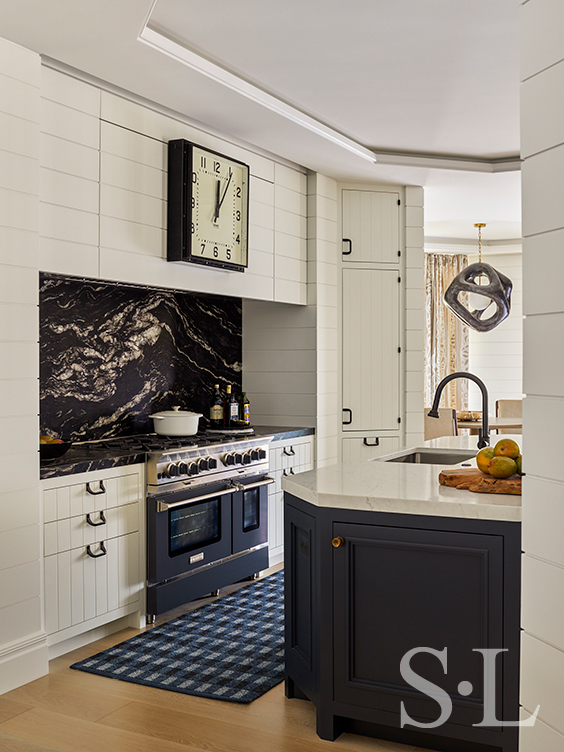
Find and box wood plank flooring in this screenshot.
[0,567,436,752]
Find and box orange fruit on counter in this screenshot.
[476,446,495,474]
[493,438,520,460]
[488,456,518,479]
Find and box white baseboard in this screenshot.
[0,632,48,695]
[47,612,143,660]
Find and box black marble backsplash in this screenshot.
[40,274,242,441]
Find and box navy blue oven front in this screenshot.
[146,474,272,620]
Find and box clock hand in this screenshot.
[216,169,233,216]
[213,179,220,223]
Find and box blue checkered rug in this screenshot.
[70,570,284,703]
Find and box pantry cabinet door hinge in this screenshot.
[397,199,401,205]
[398,417,402,424]
[398,346,402,353]
[398,250,401,257]
[398,276,401,283]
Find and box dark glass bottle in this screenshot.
[209,384,223,427]
[240,392,251,425]
[223,385,239,427]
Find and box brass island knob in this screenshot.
[332,536,344,548]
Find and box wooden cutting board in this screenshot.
[439,467,522,495]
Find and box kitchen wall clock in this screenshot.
[167,139,249,272]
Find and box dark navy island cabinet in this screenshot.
[284,493,521,752]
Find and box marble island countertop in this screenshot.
[282,434,522,522]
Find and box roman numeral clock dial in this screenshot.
[167,140,249,271]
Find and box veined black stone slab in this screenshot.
[40,274,242,442]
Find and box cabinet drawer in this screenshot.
[271,439,313,473]
[43,472,141,523]
[44,502,139,556]
[342,436,401,462]
[44,531,141,635]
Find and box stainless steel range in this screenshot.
[145,433,273,621]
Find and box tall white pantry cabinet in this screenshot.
[339,187,405,462]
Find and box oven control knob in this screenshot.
[177,462,189,475]
[234,453,243,464]
[242,452,252,464]
[224,453,236,466]
[165,462,180,478]
[207,457,218,469]
[188,462,200,475]
[258,449,267,460]
[198,457,209,471]
[250,449,260,461]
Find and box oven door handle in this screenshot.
[230,477,275,493]
[156,477,275,512]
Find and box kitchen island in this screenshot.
[282,435,521,752]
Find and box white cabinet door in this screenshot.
[342,268,400,432]
[342,190,399,264]
[269,435,314,565]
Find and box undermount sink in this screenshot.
[375,448,476,465]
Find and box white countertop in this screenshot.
[281,435,522,522]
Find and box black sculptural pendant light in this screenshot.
[444,223,512,332]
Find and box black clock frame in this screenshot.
[167,139,249,272]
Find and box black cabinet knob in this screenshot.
[166,463,180,477]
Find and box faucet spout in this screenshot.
[428,372,490,449]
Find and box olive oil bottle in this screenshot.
[239,392,251,425]
[209,384,223,428]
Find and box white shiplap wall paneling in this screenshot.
[467,252,523,410]
[100,91,276,182]
[0,36,47,694]
[520,0,564,744]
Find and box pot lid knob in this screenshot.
[172,406,180,411]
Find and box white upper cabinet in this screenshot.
[342,190,399,263]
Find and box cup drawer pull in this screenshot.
[86,510,106,527]
[86,480,106,496]
[86,541,107,558]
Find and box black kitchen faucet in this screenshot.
[428,372,490,448]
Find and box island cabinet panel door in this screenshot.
[284,502,317,698]
[342,190,400,264]
[332,522,506,729]
[342,268,400,432]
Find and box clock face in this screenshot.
[189,145,249,270]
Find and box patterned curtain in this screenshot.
[424,253,469,410]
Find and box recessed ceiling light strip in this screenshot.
[138,25,377,164]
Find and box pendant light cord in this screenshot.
[474,223,486,284]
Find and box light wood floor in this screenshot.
[0,567,435,752]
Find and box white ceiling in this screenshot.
[0,0,522,242]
